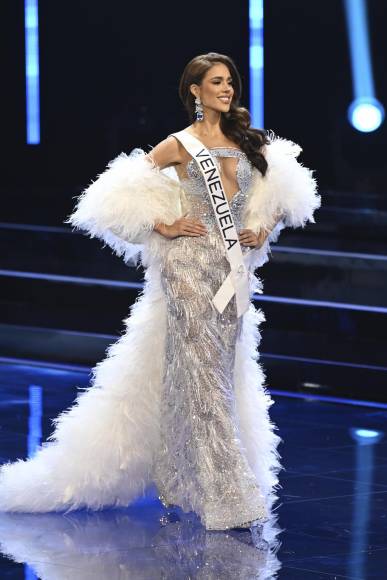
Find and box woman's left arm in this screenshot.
[242,135,320,266]
[264,136,321,229]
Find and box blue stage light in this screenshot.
[348,97,385,132]
[343,0,385,132]
[351,427,384,445]
[24,0,40,144]
[249,0,264,129]
[354,428,381,439]
[28,384,42,457]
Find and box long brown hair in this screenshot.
[178,52,270,176]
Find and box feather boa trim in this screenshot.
[243,134,321,269]
[65,135,319,270]
[64,149,183,265]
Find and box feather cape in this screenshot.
[0,135,320,523]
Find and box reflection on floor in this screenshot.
[0,361,386,579]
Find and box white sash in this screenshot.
[171,130,250,318]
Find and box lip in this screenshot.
[218,96,231,102]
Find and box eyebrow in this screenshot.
[210,75,233,80]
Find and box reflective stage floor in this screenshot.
[0,360,386,579]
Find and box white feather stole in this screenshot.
[0,265,166,512]
[0,134,318,518]
[64,149,184,265]
[65,135,320,269]
[244,135,321,269]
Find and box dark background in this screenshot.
[2,0,387,195]
[1,0,386,401]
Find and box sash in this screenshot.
[170,130,250,317]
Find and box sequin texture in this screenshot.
[153,148,269,530]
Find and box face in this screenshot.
[190,62,235,114]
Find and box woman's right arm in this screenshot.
[144,135,182,170]
[145,137,207,240]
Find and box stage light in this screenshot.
[351,427,384,444]
[249,0,264,129]
[28,384,42,457]
[354,428,381,439]
[349,424,383,579]
[343,0,385,133]
[348,97,385,132]
[24,0,40,144]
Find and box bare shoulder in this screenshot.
[145,134,186,170]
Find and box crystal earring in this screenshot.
[195,96,204,122]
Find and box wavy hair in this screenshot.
[178,52,270,176]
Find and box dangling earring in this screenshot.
[195,96,204,122]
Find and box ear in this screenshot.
[189,84,199,99]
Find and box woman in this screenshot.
[0,53,320,537]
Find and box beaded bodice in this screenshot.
[179,148,253,232]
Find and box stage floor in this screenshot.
[0,360,386,578]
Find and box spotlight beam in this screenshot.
[343,0,384,132]
[249,0,264,129]
[24,0,40,144]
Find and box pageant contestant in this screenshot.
[0,53,320,539]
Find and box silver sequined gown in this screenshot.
[153,148,269,530]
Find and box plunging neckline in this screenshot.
[187,148,247,204]
[176,130,249,204]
